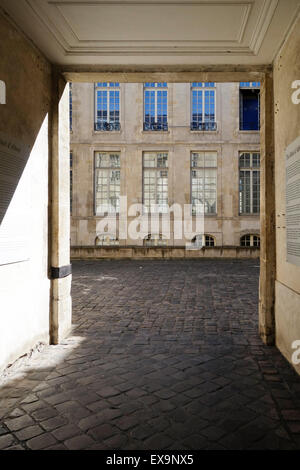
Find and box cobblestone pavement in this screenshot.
[1,259,300,450]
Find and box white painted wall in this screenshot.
[273,15,300,372]
[0,117,50,371]
[0,12,52,372]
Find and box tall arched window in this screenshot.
[239,152,260,214]
[143,152,168,214]
[94,152,121,214]
[191,151,217,215]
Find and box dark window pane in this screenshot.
[240,89,260,130]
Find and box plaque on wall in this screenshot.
[286,136,300,266]
[0,134,30,265]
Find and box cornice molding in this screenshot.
[24,0,277,56]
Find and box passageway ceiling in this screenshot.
[1,0,300,68]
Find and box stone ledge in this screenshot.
[71,245,260,260]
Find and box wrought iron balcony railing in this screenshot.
[143,122,168,131]
[94,121,121,131]
[190,121,217,131]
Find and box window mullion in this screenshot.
[155,167,158,206]
[203,166,206,212]
[95,87,97,123]
[107,168,110,207]
[107,89,110,123]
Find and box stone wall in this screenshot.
[273,15,300,372]
[71,245,260,259]
[70,82,260,249]
[0,11,52,372]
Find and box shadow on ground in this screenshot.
[1,259,300,450]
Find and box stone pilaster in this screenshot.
[259,72,276,345]
[49,71,72,344]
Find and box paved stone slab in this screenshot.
[26,433,57,450]
[4,415,34,432]
[64,434,95,450]
[0,260,300,449]
[15,425,44,441]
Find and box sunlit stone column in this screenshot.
[50,70,72,344]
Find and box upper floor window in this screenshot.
[239,82,260,131]
[144,83,168,131]
[95,83,120,131]
[191,151,217,215]
[191,83,216,131]
[94,152,120,214]
[239,152,260,214]
[240,82,261,88]
[240,234,260,247]
[143,152,168,213]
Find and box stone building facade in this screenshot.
[70,82,260,258]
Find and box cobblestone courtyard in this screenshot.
[1,259,300,450]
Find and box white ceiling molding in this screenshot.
[248,0,278,54]
[0,0,299,65]
[27,0,254,54]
